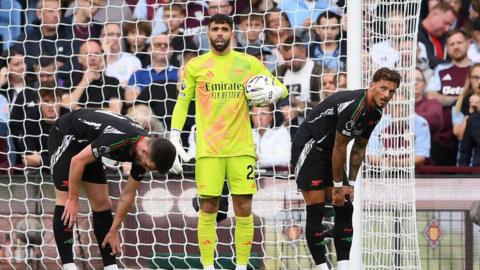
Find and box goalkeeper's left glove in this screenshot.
[246,85,284,106]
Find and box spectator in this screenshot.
[102,23,142,85]
[459,111,480,166]
[468,18,480,63]
[276,36,323,111]
[321,69,339,100]
[62,0,104,46]
[417,41,434,83]
[235,11,265,52]
[126,104,165,135]
[444,0,468,29]
[370,9,413,69]
[133,0,168,33]
[123,20,152,68]
[309,11,346,71]
[9,57,62,152]
[415,68,444,146]
[276,0,330,32]
[163,3,197,66]
[251,105,291,169]
[14,0,72,71]
[126,34,178,102]
[249,0,276,12]
[367,99,431,167]
[452,63,480,141]
[20,88,69,169]
[62,40,123,113]
[0,48,27,105]
[0,0,22,51]
[418,2,456,69]
[263,8,293,71]
[426,29,471,165]
[337,72,347,90]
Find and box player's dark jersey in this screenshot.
[293,89,383,153]
[53,109,148,180]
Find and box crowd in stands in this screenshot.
[0,0,480,175]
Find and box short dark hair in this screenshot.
[208,13,233,29]
[38,56,55,68]
[372,67,401,87]
[446,29,469,41]
[149,138,176,174]
[316,11,342,25]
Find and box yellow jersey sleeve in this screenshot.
[171,63,195,131]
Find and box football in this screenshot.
[245,75,274,96]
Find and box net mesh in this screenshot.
[0,0,420,269]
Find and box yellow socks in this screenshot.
[198,211,217,267]
[235,214,254,265]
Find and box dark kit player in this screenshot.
[48,109,176,270]
[291,68,401,270]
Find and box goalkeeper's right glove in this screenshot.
[169,129,191,174]
[246,85,284,106]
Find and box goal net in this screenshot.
[0,0,421,269]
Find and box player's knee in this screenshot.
[232,195,252,217]
[200,197,220,213]
[89,197,112,212]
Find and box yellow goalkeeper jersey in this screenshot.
[171,50,287,158]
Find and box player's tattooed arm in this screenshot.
[332,131,349,183]
[349,137,369,181]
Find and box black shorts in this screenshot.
[291,141,334,190]
[48,125,106,192]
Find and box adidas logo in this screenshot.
[442,74,452,81]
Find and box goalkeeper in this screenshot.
[291,68,400,270]
[170,14,287,270]
[48,109,176,270]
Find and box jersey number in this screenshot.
[246,165,255,180]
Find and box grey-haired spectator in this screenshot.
[418,2,456,69]
[102,23,142,85]
[309,11,346,72]
[62,40,124,113]
[123,20,152,68]
[126,34,178,102]
[426,29,471,165]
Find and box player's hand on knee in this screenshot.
[348,185,354,202]
[332,187,346,207]
[102,229,121,256]
[61,198,78,229]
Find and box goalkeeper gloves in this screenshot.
[169,129,191,174]
[246,85,284,106]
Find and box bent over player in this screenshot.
[48,109,176,270]
[291,68,401,270]
[169,14,287,270]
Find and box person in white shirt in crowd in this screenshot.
[102,23,142,86]
[468,18,480,63]
[277,36,324,113]
[251,105,291,169]
[367,96,431,167]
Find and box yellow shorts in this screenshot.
[195,155,257,197]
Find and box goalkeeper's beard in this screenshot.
[210,38,230,52]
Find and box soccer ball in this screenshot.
[245,75,274,95]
